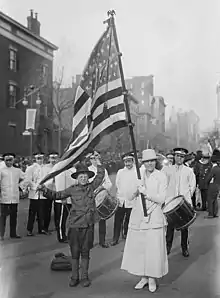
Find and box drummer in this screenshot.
[87,150,112,248]
[163,147,196,257]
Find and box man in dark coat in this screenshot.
[206,149,220,218]
[194,151,213,211]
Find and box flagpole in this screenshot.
[106,10,148,217]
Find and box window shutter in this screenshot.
[8,49,10,70]
[6,84,10,108]
[16,86,20,109]
[16,51,19,72]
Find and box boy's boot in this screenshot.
[80,258,91,287]
[69,259,79,287]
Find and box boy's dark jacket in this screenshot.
[43,165,105,229]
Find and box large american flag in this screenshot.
[40,22,127,184]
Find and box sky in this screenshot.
[1,0,220,130]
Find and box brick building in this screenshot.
[126,75,155,150]
[0,10,58,155]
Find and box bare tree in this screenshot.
[52,67,75,155]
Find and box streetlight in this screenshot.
[22,85,42,156]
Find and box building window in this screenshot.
[8,83,17,108]
[42,64,48,76]
[9,48,17,71]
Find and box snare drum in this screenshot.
[163,195,196,230]
[95,189,119,220]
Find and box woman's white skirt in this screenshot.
[121,227,168,278]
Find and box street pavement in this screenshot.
[0,174,220,298]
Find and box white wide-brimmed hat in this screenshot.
[142,149,158,162]
[202,150,211,158]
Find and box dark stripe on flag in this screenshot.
[88,119,127,149]
[69,130,89,149]
[93,103,125,128]
[61,134,89,160]
[91,87,122,115]
[73,91,90,116]
[69,115,87,144]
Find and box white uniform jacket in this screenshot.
[0,166,25,204]
[24,163,50,200]
[162,164,196,205]
[0,161,5,169]
[88,165,112,191]
[115,166,139,208]
[53,167,77,204]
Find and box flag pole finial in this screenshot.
[107,10,116,17]
[104,10,116,24]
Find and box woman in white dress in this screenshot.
[121,149,168,293]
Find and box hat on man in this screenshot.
[2,153,16,159]
[33,152,44,158]
[166,152,174,158]
[142,149,158,162]
[201,150,211,158]
[71,163,95,179]
[211,149,220,163]
[85,149,100,159]
[122,151,134,161]
[184,153,195,162]
[48,152,59,158]
[173,148,188,156]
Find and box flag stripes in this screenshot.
[73,89,90,117]
[39,21,128,185]
[71,79,123,147]
[93,102,125,128]
[40,117,126,185]
[91,86,122,114]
